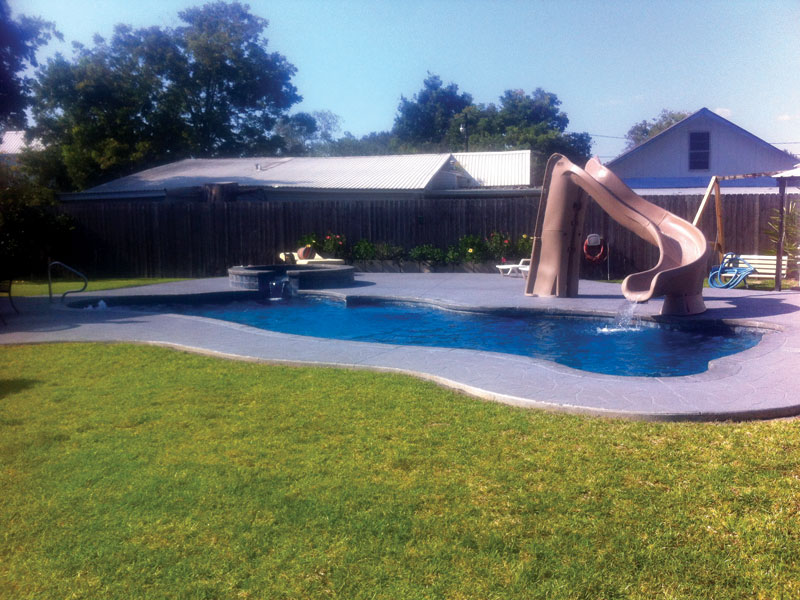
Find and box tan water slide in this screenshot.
[524,154,708,315]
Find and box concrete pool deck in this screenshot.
[1,273,799,421]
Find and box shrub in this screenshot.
[409,244,445,264]
[487,232,513,261]
[321,233,347,258]
[456,234,488,262]
[515,233,533,259]
[765,200,799,264]
[0,164,72,278]
[374,242,405,261]
[352,239,377,261]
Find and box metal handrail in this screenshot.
[48,261,89,302]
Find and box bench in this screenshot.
[736,255,792,282]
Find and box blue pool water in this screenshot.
[131,296,762,377]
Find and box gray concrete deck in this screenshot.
[2,273,799,421]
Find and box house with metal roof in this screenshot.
[66,151,532,200]
[606,108,797,193]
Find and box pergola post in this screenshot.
[776,178,787,292]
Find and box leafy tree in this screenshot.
[624,109,692,150]
[27,1,302,190]
[0,0,60,129]
[392,73,472,150]
[274,112,317,155]
[328,131,395,156]
[307,110,342,156]
[174,2,300,156]
[446,88,592,165]
[0,163,71,277]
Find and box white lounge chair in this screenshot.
[279,251,345,265]
[496,258,530,277]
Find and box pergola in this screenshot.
[693,167,799,291]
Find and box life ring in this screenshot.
[583,238,607,263]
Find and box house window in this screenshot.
[689,131,710,170]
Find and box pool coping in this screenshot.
[2,274,799,421]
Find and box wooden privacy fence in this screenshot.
[57,187,796,279]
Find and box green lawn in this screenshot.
[2,343,800,599]
[11,278,187,297]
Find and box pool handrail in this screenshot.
[48,261,89,303]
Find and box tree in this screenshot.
[624,109,692,150]
[0,0,60,129]
[327,131,394,156]
[273,112,317,155]
[27,1,302,190]
[392,73,472,150]
[173,2,300,156]
[0,162,71,277]
[446,88,592,165]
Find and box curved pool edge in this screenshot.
[115,337,800,423]
[3,274,799,422]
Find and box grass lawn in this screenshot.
[11,278,187,297]
[2,343,800,599]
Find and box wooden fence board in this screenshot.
[57,189,798,279]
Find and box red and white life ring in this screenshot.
[583,237,607,263]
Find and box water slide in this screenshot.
[525,154,708,315]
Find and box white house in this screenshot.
[607,108,797,191]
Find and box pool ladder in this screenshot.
[48,261,88,303]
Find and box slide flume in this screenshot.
[525,154,708,316]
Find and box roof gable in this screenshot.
[608,108,795,168]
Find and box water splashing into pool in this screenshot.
[596,301,642,333]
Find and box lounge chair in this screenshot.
[279,251,345,265]
[496,259,530,277]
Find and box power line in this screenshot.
[588,133,627,140]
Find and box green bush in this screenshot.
[321,233,347,258]
[487,231,513,260]
[0,164,72,278]
[456,234,488,262]
[351,239,377,261]
[409,244,446,264]
[515,233,533,259]
[374,242,405,261]
[765,200,799,265]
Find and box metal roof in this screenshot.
[87,154,458,193]
[258,154,453,190]
[0,130,43,154]
[452,150,530,186]
[774,163,800,180]
[82,151,533,195]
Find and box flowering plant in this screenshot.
[320,232,347,257]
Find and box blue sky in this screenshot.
[11,0,800,160]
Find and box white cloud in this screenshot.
[777,113,799,122]
[713,107,733,119]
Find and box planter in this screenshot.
[351,260,500,274]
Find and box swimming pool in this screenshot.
[121,295,763,377]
